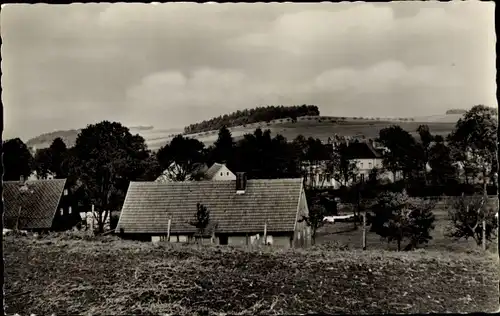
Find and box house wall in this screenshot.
[211,165,237,181]
[51,187,82,231]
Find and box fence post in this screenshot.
[90,204,95,233]
[362,212,367,250]
[167,218,171,243]
[263,220,268,245]
[482,218,486,251]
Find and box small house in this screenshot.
[204,163,236,181]
[116,173,311,248]
[3,178,81,232]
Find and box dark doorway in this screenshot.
[219,235,228,245]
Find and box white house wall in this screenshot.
[211,165,237,180]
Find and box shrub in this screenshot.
[447,194,498,248]
[369,191,436,251]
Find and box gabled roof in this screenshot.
[204,163,225,179]
[155,162,209,183]
[116,178,304,235]
[3,179,67,230]
[343,142,383,159]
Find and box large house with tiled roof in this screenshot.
[3,178,81,232]
[116,173,311,248]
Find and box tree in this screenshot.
[72,121,151,233]
[416,125,434,184]
[330,143,357,187]
[447,194,498,248]
[369,191,436,251]
[298,204,328,245]
[211,126,234,164]
[3,138,33,181]
[48,137,68,178]
[157,135,206,181]
[377,126,423,184]
[448,105,498,193]
[428,138,457,185]
[33,138,68,179]
[34,147,52,179]
[190,203,210,243]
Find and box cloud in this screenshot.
[0,2,496,140]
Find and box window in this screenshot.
[220,172,223,176]
[369,162,372,169]
[69,206,72,214]
[360,174,365,183]
[326,174,331,182]
[360,162,364,169]
[227,172,229,176]
[318,174,323,183]
[64,189,68,196]
[60,208,64,216]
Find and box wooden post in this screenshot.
[263,220,268,245]
[362,212,367,250]
[482,218,486,251]
[167,218,171,243]
[90,204,95,233]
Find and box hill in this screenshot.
[24,115,460,152]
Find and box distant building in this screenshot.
[204,163,236,181]
[155,162,236,182]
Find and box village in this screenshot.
[2,2,498,315]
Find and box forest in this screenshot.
[183,104,320,134]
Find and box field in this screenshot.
[4,205,499,316]
[25,115,460,151]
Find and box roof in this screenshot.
[155,162,209,183]
[116,178,304,235]
[204,163,225,179]
[3,179,67,230]
[343,142,382,159]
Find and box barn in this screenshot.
[3,178,81,232]
[115,173,311,248]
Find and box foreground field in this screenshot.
[4,235,498,315]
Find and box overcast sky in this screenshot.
[1,2,496,140]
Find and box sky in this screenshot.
[1,1,497,140]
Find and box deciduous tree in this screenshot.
[447,194,498,248]
[157,135,206,181]
[72,121,151,233]
[369,191,436,251]
[3,138,33,181]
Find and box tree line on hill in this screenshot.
[3,105,497,241]
[183,104,320,134]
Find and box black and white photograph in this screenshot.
[1,1,498,314]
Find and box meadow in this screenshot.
[26,115,459,151]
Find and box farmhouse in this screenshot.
[3,178,81,232]
[155,162,236,182]
[116,174,311,248]
[204,162,236,180]
[155,162,209,183]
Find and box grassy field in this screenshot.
[317,209,498,253]
[148,119,456,150]
[4,226,499,315]
[26,115,458,151]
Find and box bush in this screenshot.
[447,194,498,248]
[369,191,436,251]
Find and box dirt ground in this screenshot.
[4,234,499,315]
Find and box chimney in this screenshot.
[236,172,247,194]
[19,175,25,185]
